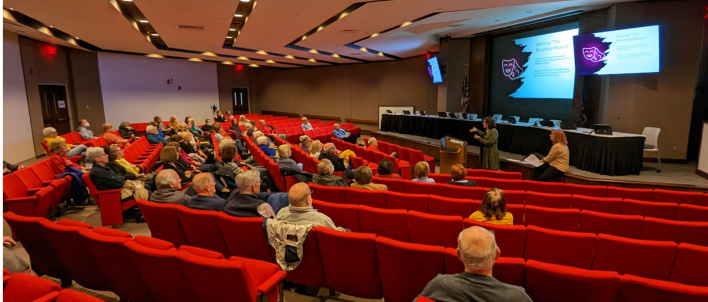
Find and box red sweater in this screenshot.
[49,153,81,174]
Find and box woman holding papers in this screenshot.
[534,130,570,181]
[469,117,500,171]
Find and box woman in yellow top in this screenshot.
[42,127,87,158]
[534,129,570,181]
[469,188,513,225]
[169,115,181,135]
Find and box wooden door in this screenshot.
[232,88,249,115]
[39,85,71,134]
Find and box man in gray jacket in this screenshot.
[276,183,346,231]
[149,169,190,206]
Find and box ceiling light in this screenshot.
[75,37,80,40]
[332,54,340,58]
[378,52,384,57]
[241,0,250,2]
[245,17,248,23]
[229,28,236,31]
[284,55,294,59]
[249,64,259,67]
[256,50,268,55]
[139,20,148,23]
[122,0,132,2]
[234,14,243,17]
[237,56,249,60]
[265,60,275,63]
[202,52,216,56]
[49,25,54,28]
[252,1,257,8]
[226,36,233,38]
[339,12,348,19]
[308,59,316,63]
[9,7,14,10]
[308,49,318,54]
[146,54,164,58]
[401,21,412,27]
[188,58,203,62]
[370,33,379,38]
[301,36,307,40]
[317,26,324,31]
[222,61,234,65]
[150,33,159,36]
[360,47,368,52]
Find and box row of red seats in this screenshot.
[374,174,708,207]
[333,138,432,177]
[243,137,298,192]
[3,269,101,302]
[127,199,708,302]
[4,158,78,217]
[343,138,437,170]
[3,212,285,302]
[309,184,708,247]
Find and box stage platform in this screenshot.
[372,131,708,193]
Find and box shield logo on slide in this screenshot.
[501,59,524,80]
[582,47,606,62]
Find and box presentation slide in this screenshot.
[427,57,443,83]
[574,25,660,75]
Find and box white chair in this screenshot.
[642,127,661,173]
[493,114,503,122]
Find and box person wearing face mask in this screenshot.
[187,173,227,211]
[202,119,214,133]
[76,119,98,140]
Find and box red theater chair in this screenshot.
[428,195,476,217]
[523,180,565,193]
[386,191,428,213]
[2,271,62,302]
[439,184,486,200]
[464,219,527,258]
[653,189,705,206]
[83,172,136,226]
[428,173,451,183]
[525,191,572,209]
[618,274,708,302]
[607,187,654,201]
[136,199,189,247]
[373,177,405,192]
[309,183,346,204]
[592,234,678,280]
[571,195,624,215]
[485,178,524,190]
[465,169,488,177]
[506,204,525,225]
[358,205,410,242]
[487,170,522,180]
[669,243,708,287]
[677,203,708,222]
[641,217,708,247]
[524,205,580,232]
[564,183,608,197]
[3,173,55,217]
[176,206,230,258]
[442,249,526,287]
[524,226,597,269]
[375,237,445,302]
[622,199,679,220]
[346,188,387,208]
[403,181,442,195]
[407,211,463,248]
[407,148,436,170]
[282,228,327,288]
[578,210,644,239]
[317,227,383,299]
[499,189,526,205]
[217,213,274,263]
[526,260,621,302]
[312,200,361,232]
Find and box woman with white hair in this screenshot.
[367,137,397,157]
[47,138,85,174]
[146,125,168,145]
[309,140,322,158]
[276,144,304,174]
[238,115,250,126]
[43,127,87,157]
[256,136,276,157]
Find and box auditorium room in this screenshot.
[4,0,708,301]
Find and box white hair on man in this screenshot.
[156,169,179,189]
[323,143,336,154]
[85,147,105,162]
[318,158,334,174]
[235,169,261,192]
[256,136,268,145]
[253,131,264,139]
[259,119,266,125]
[145,125,156,133]
[368,137,377,145]
[191,173,213,193]
[42,127,57,137]
[457,226,498,272]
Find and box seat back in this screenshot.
[427,173,451,183]
[641,127,660,148]
[607,187,654,201]
[312,200,361,232]
[375,237,445,302]
[669,243,708,286]
[176,206,230,257]
[618,274,708,302]
[427,195,476,217]
[485,178,524,190]
[317,227,382,299]
[622,199,679,220]
[397,146,412,162]
[486,170,522,179]
[283,228,327,288]
[500,189,526,205]
[3,173,29,199]
[3,272,62,302]
[593,234,677,280]
[464,219,527,258]
[309,183,347,204]
[403,181,441,195]
[526,260,621,302]
[525,191,572,209]
[439,184,486,200]
[571,195,624,214]
[407,211,462,248]
[136,199,189,247]
[524,205,580,232]
[345,188,387,208]
[523,180,565,193]
[358,206,410,242]
[216,213,273,262]
[677,203,708,222]
[385,191,428,213]
[653,189,704,206]
[3,212,70,280]
[524,225,597,269]
[565,183,607,197]
[579,210,644,239]
[642,217,708,246]
[175,250,259,302]
[465,169,488,177]
[372,177,404,192]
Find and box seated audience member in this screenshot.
[102,123,130,148]
[310,140,322,158]
[43,127,88,157]
[277,183,347,231]
[225,170,290,218]
[147,121,167,139]
[446,164,478,187]
[418,226,531,302]
[350,166,388,191]
[118,121,137,141]
[229,118,243,137]
[87,147,147,221]
[276,144,303,174]
[469,188,512,225]
[413,161,435,183]
[104,144,143,180]
[180,132,208,164]
[154,116,171,136]
[225,110,234,120]
[76,119,98,140]
[188,118,204,138]
[254,130,274,146]
[48,139,84,174]
[299,135,311,150]
[212,122,225,140]
[184,115,193,124]
[301,116,315,131]
[215,110,227,122]
[202,119,214,132]
[367,137,397,157]
[169,115,181,134]
[534,129,570,182]
[3,161,24,175]
[312,159,348,187]
[319,143,354,178]
[3,236,34,275]
[160,146,193,184]
[377,159,402,179]
[259,119,287,140]
[245,127,255,139]
[167,142,205,172]
[333,123,357,144]
[238,115,250,126]
[257,136,277,157]
[149,170,190,205]
[146,125,169,145]
[187,173,227,211]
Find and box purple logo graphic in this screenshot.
[502,59,524,80]
[582,47,606,62]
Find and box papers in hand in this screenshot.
[524,156,544,167]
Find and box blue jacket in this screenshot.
[57,166,90,204]
[259,144,276,156]
[147,133,168,145]
[188,195,227,211]
[333,129,349,139]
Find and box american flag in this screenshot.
[460,64,470,112]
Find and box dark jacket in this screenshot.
[106,162,137,180]
[215,115,227,122]
[180,141,197,154]
[202,124,213,132]
[89,164,125,191]
[146,133,168,145]
[319,152,346,172]
[224,192,267,217]
[277,158,303,174]
[3,161,18,175]
[149,188,190,206]
[188,195,226,211]
[211,160,237,188]
[165,162,192,183]
[312,173,348,187]
[446,180,478,187]
[230,125,243,136]
[119,126,137,139]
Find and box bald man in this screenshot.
[187,173,227,211]
[417,226,532,302]
[275,183,347,231]
[149,169,190,206]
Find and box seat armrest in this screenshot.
[94,188,123,196]
[256,271,287,295]
[29,292,59,302]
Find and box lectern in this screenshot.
[439,136,467,174]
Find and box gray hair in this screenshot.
[259,119,265,125]
[458,226,497,272]
[42,127,57,137]
[253,131,264,139]
[192,174,213,193]
[318,158,334,174]
[85,147,105,162]
[145,125,156,133]
[323,143,336,154]
[156,169,178,189]
[368,137,377,145]
[219,137,235,153]
[235,169,261,192]
[256,136,268,145]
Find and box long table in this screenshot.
[380,114,646,176]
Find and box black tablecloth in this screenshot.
[380,114,645,176]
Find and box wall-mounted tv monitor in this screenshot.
[427,57,443,83]
[573,25,660,75]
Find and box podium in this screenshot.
[439,136,467,174]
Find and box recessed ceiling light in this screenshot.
[332,54,340,58]
[308,59,317,63]
[401,21,412,27]
[75,37,80,40]
[150,33,159,36]
[249,64,259,67]
[359,47,368,52]
[9,7,14,10]
[284,55,294,59]
[139,20,148,23]
[378,52,384,57]
[226,36,233,38]
[122,0,132,2]
[256,50,268,55]
[222,61,234,65]
[237,56,249,60]
[339,12,348,19]
[308,49,318,54]
[188,58,203,62]
[229,28,236,31]
[49,25,54,28]
[146,54,164,58]
[234,14,243,17]
[370,33,379,38]
[317,26,324,31]
[241,0,250,2]
[265,60,275,63]
[202,52,216,56]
